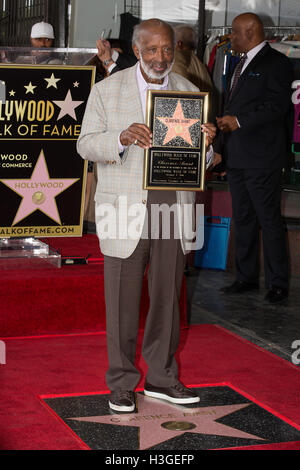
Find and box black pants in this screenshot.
[227,167,288,290]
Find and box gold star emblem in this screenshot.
[24,82,37,94]
[44,73,61,89]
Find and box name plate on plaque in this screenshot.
[144,90,209,191]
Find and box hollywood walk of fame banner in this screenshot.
[144,90,209,191]
[0,64,95,238]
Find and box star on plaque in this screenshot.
[157,100,199,146]
[0,149,79,225]
[44,73,61,89]
[9,90,16,96]
[53,89,84,121]
[24,82,37,94]
[68,394,264,450]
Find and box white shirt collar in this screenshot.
[245,41,267,63]
[240,41,267,74]
[136,62,169,119]
[137,62,169,92]
[111,49,119,62]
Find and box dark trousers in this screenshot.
[103,190,186,391]
[227,168,288,289]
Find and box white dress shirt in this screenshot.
[241,41,267,74]
[107,50,120,74]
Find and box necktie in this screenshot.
[229,53,247,97]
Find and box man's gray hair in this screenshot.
[132,18,175,48]
[174,24,197,50]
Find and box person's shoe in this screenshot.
[265,286,288,304]
[144,381,200,404]
[109,390,135,412]
[220,280,259,294]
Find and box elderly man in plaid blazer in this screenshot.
[77,18,216,413]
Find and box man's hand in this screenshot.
[211,152,222,168]
[96,38,113,64]
[216,115,239,133]
[209,152,226,176]
[120,123,152,149]
[202,122,216,146]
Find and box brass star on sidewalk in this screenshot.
[68,393,264,450]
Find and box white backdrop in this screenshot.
[141,0,300,27]
[142,0,199,23]
[69,0,300,48]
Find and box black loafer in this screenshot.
[109,390,135,412]
[144,381,200,404]
[265,287,288,304]
[220,280,259,294]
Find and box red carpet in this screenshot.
[0,234,187,337]
[0,325,300,450]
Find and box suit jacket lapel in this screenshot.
[168,73,187,91]
[226,43,270,104]
[123,63,144,123]
[168,74,178,91]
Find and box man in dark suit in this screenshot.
[94,37,137,81]
[215,13,294,304]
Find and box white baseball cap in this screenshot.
[31,22,55,39]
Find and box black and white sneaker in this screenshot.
[109,390,135,412]
[144,381,200,404]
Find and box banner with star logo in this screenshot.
[144,90,209,191]
[0,64,95,238]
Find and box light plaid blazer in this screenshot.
[77,62,199,259]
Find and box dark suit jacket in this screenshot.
[215,43,294,169]
[94,52,137,83]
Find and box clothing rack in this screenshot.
[264,26,300,34]
[206,25,300,36]
[124,0,140,17]
[206,26,231,36]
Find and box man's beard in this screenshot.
[140,56,174,81]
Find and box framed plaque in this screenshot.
[144,90,209,191]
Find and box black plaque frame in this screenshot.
[144,90,209,191]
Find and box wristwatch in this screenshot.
[102,58,113,66]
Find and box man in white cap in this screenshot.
[27,21,62,64]
[2,21,58,64]
[30,21,55,48]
